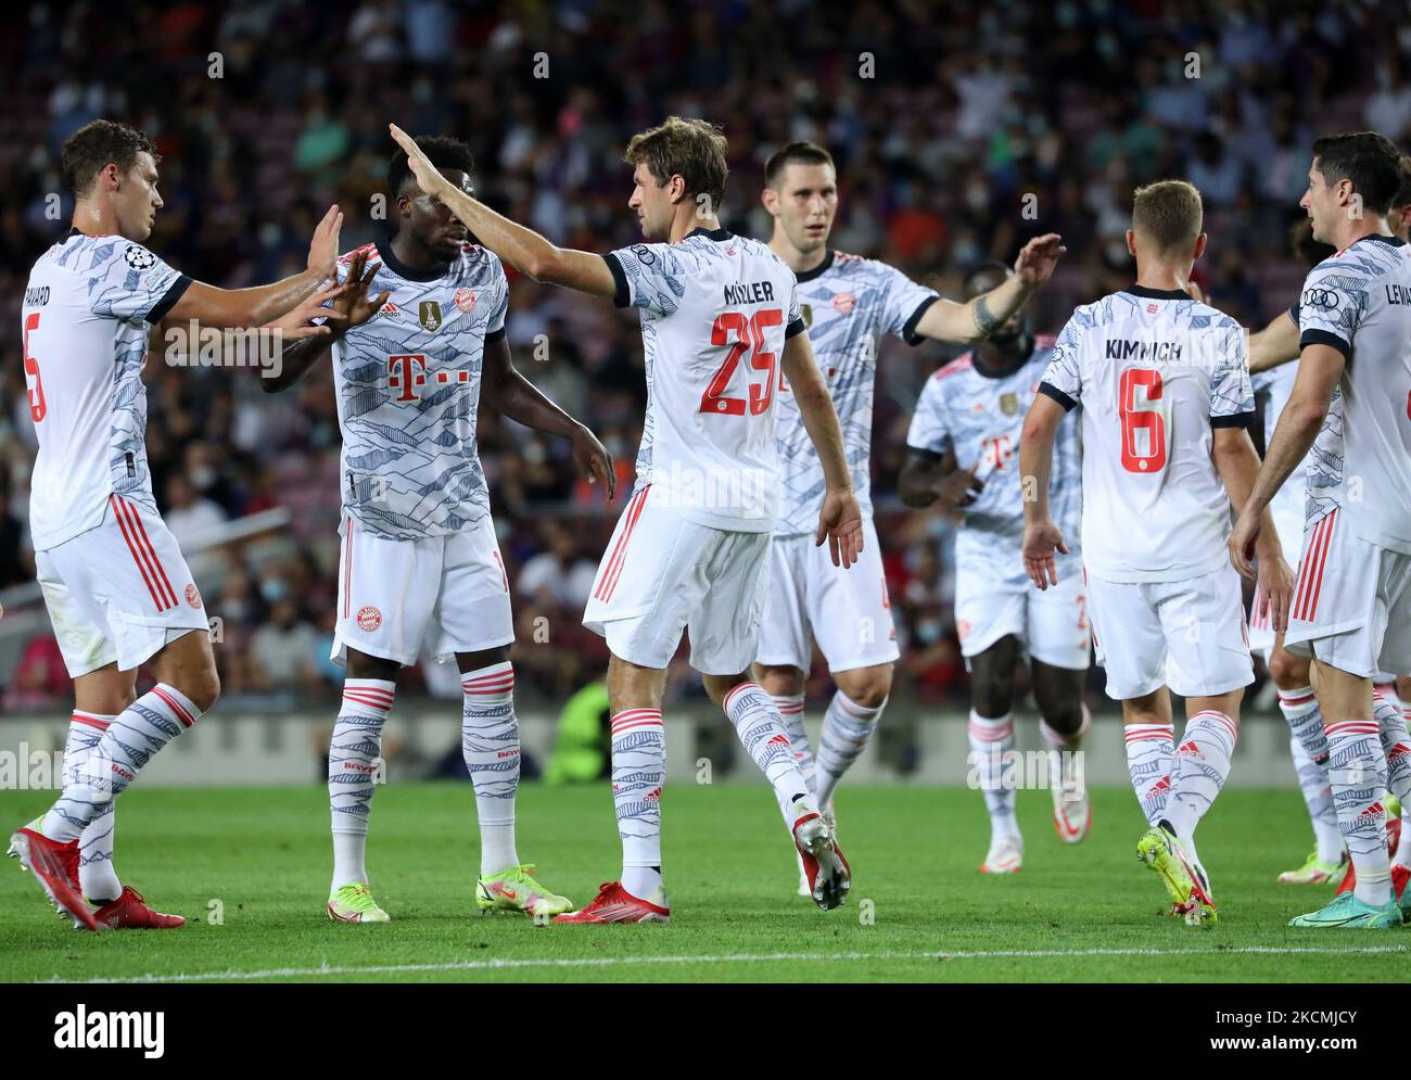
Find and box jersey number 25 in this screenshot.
[700,309,782,416]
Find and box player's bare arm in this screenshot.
[781,331,862,568]
[164,204,346,328]
[1018,392,1069,590]
[259,250,389,394]
[898,447,981,510]
[1228,341,1344,579]
[1247,309,1300,373]
[913,234,1065,344]
[480,336,616,499]
[1212,425,1294,631]
[388,124,616,298]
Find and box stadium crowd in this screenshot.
[1,0,1408,711]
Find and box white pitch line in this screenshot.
[44,944,1411,984]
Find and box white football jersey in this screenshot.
[330,240,509,540]
[773,251,938,535]
[1040,286,1254,583]
[1251,361,1308,548]
[606,228,804,532]
[21,231,191,550]
[906,336,1083,552]
[1295,235,1411,552]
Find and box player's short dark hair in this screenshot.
[388,135,475,197]
[61,119,159,197]
[624,116,729,211]
[764,141,835,188]
[1310,131,1404,215]
[962,260,1012,300]
[1131,179,1204,254]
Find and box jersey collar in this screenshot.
[794,249,835,283]
[1356,233,1406,248]
[684,226,732,243]
[1124,283,1192,300]
[375,237,454,282]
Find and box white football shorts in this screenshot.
[36,494,210,678]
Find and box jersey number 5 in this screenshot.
[1118,367,1165,473]
[700,309,783,416]
[23,311,46,423]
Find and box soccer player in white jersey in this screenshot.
[1230,133,1411,929]
[263,137,614,923]
[901,263,1090,875]
[753,142,1068,888]
[390,118,861,923]
[8,120,350,931]
[1021,180,1294,927]
[1246,169,1411,892]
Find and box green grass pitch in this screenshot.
[0,783,1406,983]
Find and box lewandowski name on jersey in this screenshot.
[331,241,508,541]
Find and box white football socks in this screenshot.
[1164,710,1238,847]
[771,692,816,800]
[328,679,394,891]
[968,710,1018,841]
[461,662,521,877]
[64,712,122,902]
[815,690,884,809]
[1324,718,1391,906]
[1123,721,1174,826]
[1279,687,1342,864]
[610,708,665,901]
[723,682,814,824]
[43,684,201,842]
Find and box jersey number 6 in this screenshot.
[700,308,783,416]
[1118,366,1165,473]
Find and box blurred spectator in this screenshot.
[248,593,319,692]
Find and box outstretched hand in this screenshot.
[1013,233,1066,286]
[389,124,450,198]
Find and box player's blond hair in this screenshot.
[624,117,729,210]
[1131,180,1204,254]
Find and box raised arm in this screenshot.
[388,125,616,298]
[1248,309,1300,374]
[480,336,616,499]
[912,234,1065,344]
[780,331,862,568]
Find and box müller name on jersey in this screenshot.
[722,280,777,305]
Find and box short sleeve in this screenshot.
[86,240,189,323]
[603,242,685,317]
[1038,311,1085,411]
[486,263,509,342]
[905,376,952,455]
[879,263,940,346]
[784,275,805,339]
[1209,321,1255,427]
[1297,259,1367,360]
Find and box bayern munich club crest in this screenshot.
[357,606,383,632]
[831,292,856,315]
[454,288,477,314]
[185,583,201,609]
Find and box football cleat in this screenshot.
[475,864,573,918]
[1277,850,1347,886]
[1289,891,1402,929]
[1394,864,1411,919]
[795,802,837,897]
[7,827,97,931]
[326,883,390,924]
[793,810,851,910]
[979,835,1023,874]
[1137,822,1216,928]
[93,886,185,930]
[1051,764,1091,844]
[552,881,670,924]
